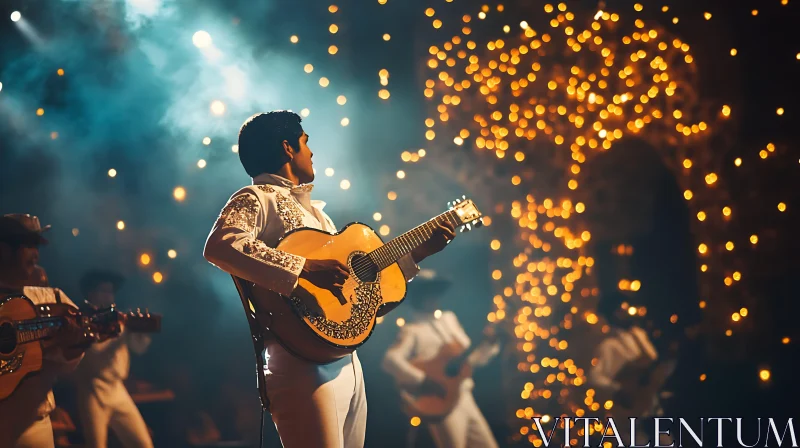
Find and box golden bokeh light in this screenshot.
[414,2,792,434]
[173,186,186,202]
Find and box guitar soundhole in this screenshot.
[350,253,378,283]
[0,322,17,355]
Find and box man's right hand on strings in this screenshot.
[300,259,350,292]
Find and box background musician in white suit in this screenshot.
[383,270,500,448]
[589,303,676,446]
[74,270,153,448]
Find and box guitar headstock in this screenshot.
[124,308,162,333]
[447,195,484,233]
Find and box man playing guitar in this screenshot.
[589,305,676,446]
[74,270,154,448]
[383,270,500,448]
[0,214,90,448]
[203,111,455,448]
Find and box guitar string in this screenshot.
[348,211,460,276]
[347,211,461,280]
[313,210,466,292]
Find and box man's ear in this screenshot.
[282,139,295,161]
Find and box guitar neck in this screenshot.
[15,316,65,344]
[453,345,481,370]
[449,334,500,374]
[368,209,461,271]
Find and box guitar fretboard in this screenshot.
[368,209,462,270]
[15,317,64,344]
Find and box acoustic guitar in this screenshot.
[235,198,484,364]
[400,327,505,420]
[0,295,161,401]
[607,358,676,418]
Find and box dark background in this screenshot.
[1,0,798,446]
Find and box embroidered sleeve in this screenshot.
[204,189,306,296]
[240,239,305,276]
[220,193,260,234]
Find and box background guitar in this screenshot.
[0,295,161,401]
[607,357,677,418]
[399,319,511,420]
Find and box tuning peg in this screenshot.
[462,194,466,200]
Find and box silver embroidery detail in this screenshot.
[241,240,304,274]
[257,185,305,234]
[290,282,383,341]
[220,193,260,234]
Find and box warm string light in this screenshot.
[419,2,786,441]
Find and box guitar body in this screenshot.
[0,295,160,402]
[608,360,676,418]
[247,223,408,364]
[400,343,472,420]
[0,296,47,401]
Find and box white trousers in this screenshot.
[428,391,498,448]
[5,416,55,448]
[264,343,367,448]
[77,380,153,448]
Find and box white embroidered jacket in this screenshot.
[204,173,420,298]
[383,310,500,390]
